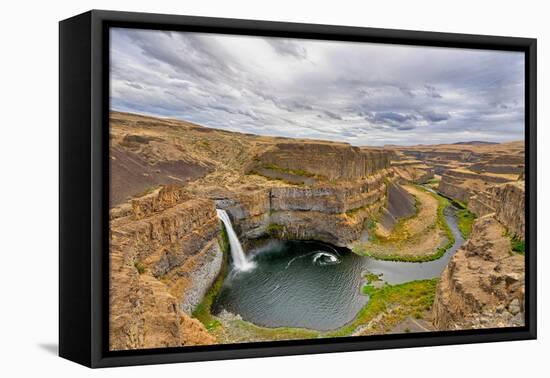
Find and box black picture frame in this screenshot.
[59,9,537,368]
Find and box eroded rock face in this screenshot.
[109,186,220,350]
[492,182,525,239]
[432,215,525,330]
[218,172,389,247]
[438,169,512,204]
[460,181,525,240]
[253,142,389,181]
[109,256,215,350]
[391,160,435,184]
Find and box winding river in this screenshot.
[213,206,465,331]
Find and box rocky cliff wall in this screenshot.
[254,142,390,181]
[218,172,389,247]
[432,215,525,330]
[109,186,221,350]
[492,182,525,240]
[466,181,525,240]
[392,163,435,184]
[438,175,472,203]
[438,168,515,205]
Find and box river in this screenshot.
[213,205,465,331]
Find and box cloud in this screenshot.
[109,28,525,146]
[424,85,442,98]
[322,110,343,120]
[372,111,417,125]
[421,110,451,123]
[266,39,308,59]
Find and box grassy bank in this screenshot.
[511,235,525,254]
[327,279,438,337]
[456,208,475,238]
[355,187,455,263]
[215,279,438,341]
[214,318,319,343]
[431,191,455,260]
[192,224,229,331]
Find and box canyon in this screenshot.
[108,112,526,350]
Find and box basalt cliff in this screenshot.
[109,112,400,349]
[394,142,526,330]
[109,112,526,347]
[395,142,525,240]
[432,215,525,329]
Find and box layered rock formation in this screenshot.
[468,181,525,240]
[390,158,435,184]
[492,182,525,239]
[109,185,221,350]
[395,141,525,240]
[432,215,525,330]
[220,171,390,247]
[109,112,397,348]
[109,112,527,344]
[251,142,389,180]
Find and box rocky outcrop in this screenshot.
[492,182,525,240]
[441,169,511,184]
[252,142,389,181]
[391,160,435,184]
[109,254,215,350]
[433,215,525,330]
[438,173,472,203]
[465,181,525,240]
[217,172,389,247]
[378,181,416,231]
[109,185,221,350]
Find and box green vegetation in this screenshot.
[192,224,230,331]
[219,318,319,341]
[134,262,146,274]
[195,224,440,341]
[213,279,438,341]
[197,139,211,150]
[456,208,476,238]
[432,192,455,260]
[266,223,285,234]
[362,284,377,296]
[370,195,421,245]
[366,219,379,242]
[426,178,440,186]
[328,279,438,337]
[440,193,467,210]
[248,169,306,186]
[362,272,383,295]
[511,236,525,255]
[364,272,382,284]
[355,188,455,263]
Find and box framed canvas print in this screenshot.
[59,10,537,368]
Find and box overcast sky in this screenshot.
[110,28,525,146]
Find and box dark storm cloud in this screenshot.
[110,28,525,145]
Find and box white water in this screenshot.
[216,209,255,271]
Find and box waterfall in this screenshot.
[216,209,255,271]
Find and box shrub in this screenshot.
[134,262,146,274]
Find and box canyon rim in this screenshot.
[108,28,526,351]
